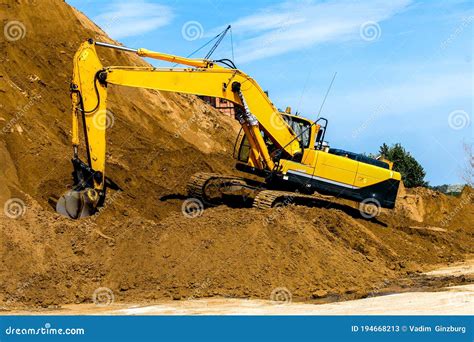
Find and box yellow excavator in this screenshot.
[56,39,401,219]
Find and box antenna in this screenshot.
[316,71,337,120]
[271,72,338,158]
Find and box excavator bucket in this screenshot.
[55,158,102,219]
[56,188,99,219]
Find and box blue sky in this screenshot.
[67,0,473,185]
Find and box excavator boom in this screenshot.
[56,39,304,218]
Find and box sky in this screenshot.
[66,0,473,186]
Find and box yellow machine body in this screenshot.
[57,39,401,218]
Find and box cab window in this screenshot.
[281,114,311,148]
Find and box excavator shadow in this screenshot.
[159,194,188,201]
[160,192,387,226]
[291,197,388,226]
[159,193,254,208]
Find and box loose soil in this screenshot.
[0,0,472,310]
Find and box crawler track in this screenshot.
[188,173,335,209]
[253,190,334,209]
[186,172,250,205]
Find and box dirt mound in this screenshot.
[0,0,473,309]
[395,183,426,223]
[1,198,472,307]
[0,0,239,220]
[394,184,474,225]
[460,185,474,202]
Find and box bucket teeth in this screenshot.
[56,188,99,219]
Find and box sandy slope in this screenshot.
[3,261,472,315]
[0,0,472,309]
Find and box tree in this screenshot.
[378,143,428,188]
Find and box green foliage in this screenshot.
[379,143,428,188]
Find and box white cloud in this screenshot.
[221,0,412,63]
[94,0,173,39]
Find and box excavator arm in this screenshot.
[57,39,304,218]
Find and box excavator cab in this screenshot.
[281,114,312,149]
[235,133,251,163]
[234,113,317,165]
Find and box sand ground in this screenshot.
[4,260,472,315]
